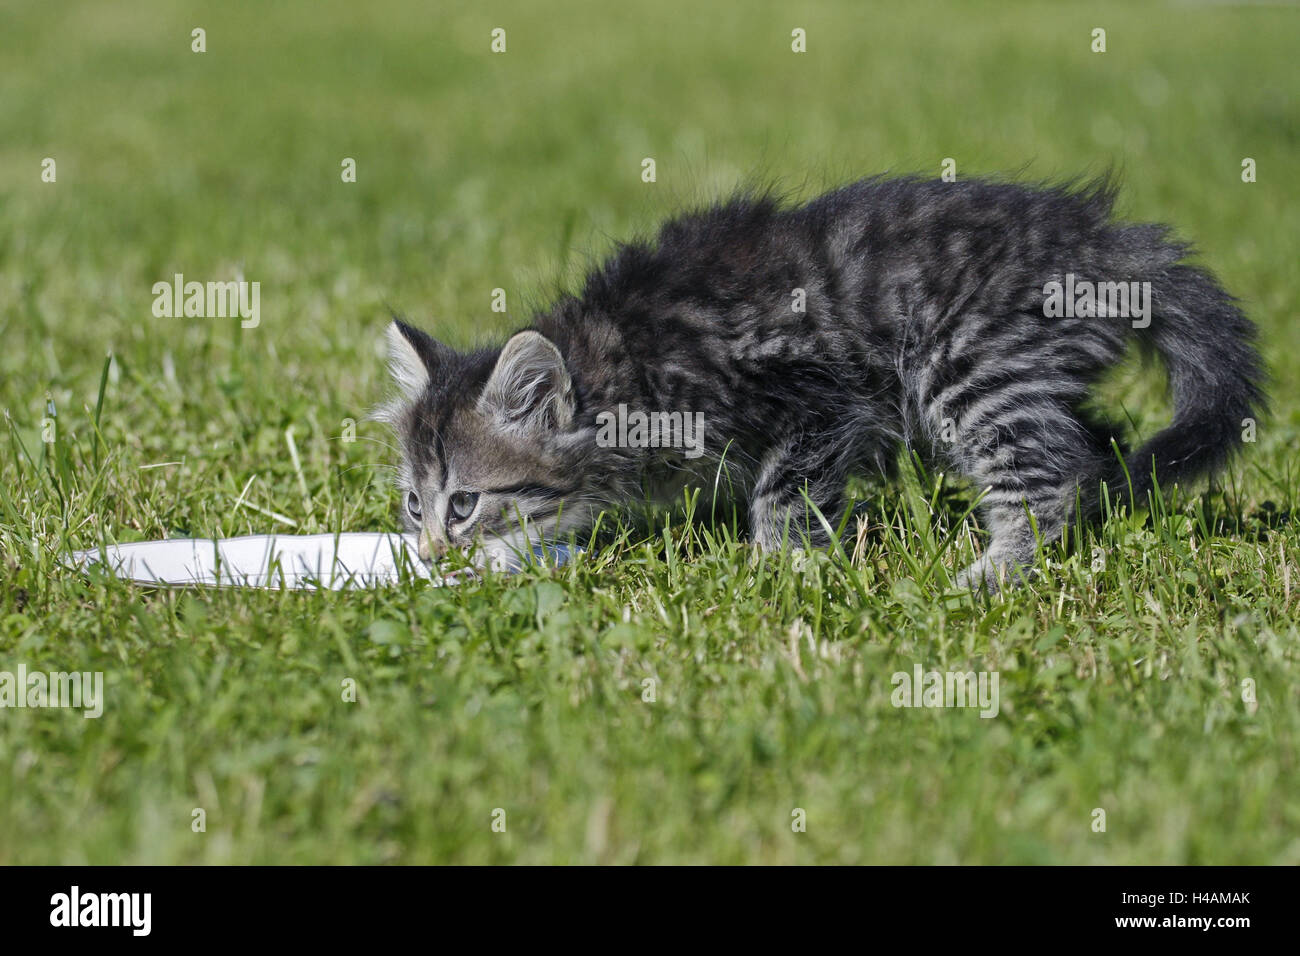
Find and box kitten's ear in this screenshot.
[387,320,446,400]
[479,331,575,431]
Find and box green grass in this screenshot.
[1,0,1298,864]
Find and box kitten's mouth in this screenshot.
[418,536,476,566]
[417,524,478,562]
[414,531,571,576]
[408,517,553,570]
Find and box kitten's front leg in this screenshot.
[748,436,847,552]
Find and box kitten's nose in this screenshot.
[418,527,449,562]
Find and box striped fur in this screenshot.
[381,175,1266,588]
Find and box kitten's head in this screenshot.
[378,319,612,561]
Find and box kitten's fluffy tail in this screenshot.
[1118,262,1266,504]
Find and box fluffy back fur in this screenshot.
[380,175,1266,587]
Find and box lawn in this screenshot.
[0,0,1297,864]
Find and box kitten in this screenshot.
[378,175,1265,589]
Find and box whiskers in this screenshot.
[353,434,402,457]
[338,460,400,481]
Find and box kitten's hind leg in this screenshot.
[949,403,1113,593]
[955,497,1066,592]
[749,435,849,552]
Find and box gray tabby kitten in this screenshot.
[379,176,1264,589]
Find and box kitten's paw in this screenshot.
[955,555,1035,594]
[955,555,998,594]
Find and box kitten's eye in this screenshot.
[406,490,422,520]
[448,491,479,522]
